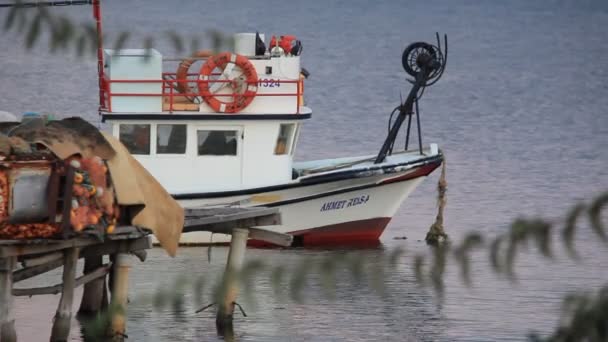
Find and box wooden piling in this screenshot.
[79,255,108,315]
[110,253,131,340]
[216,228,249,333]
[0,257,17,342]
[50,247,79,342]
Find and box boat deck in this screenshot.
[294,146,439,177]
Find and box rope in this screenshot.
[425,150,448,244]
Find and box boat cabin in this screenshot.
[100,33,310,194]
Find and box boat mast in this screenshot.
[374,35,447,164]
[92,0,105,115]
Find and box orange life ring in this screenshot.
[198,52,258,113]
[175,50,213,94]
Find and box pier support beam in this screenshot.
[79,255,108,315]
[0,257,17,342]
[110,253,132,341]
[50,247,79,342]
[216,228,249,334]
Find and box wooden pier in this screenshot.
[0,207,285,341]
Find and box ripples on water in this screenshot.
[2,0,607,340]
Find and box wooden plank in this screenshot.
[80,236,152,259]
[248,228,292,247]
[184,207,279,227]
[254,212,282,226]
[185,212,280,231]
[13,258,64,283]
[0,238,95,257]
[13,264,110,297]
[0,231,150,258]
[21,251,63,268]
[50,248,79,341]
[13,237,150,283]
[0,257,17,342]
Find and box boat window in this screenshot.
[275,124,295,155]
[290,124,300,156]
[119,124,150,155]
[157,124,187,154]
[197,130,238,156]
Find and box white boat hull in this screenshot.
[173,153,441,246]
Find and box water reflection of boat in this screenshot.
[99,31,447,246]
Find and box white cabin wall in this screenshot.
[104,49,163,113]
[108,119,303,194]
[241,121,295,188]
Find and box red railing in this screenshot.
[100,73,304,114]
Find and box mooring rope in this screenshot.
[425,150,448,244]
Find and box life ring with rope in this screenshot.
[175,49,214,95]
[197,52,258,113]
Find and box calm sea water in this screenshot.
[1,0,607,341]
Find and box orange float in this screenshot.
[198,52,258,113]
[175,50,214,95]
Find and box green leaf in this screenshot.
[25,12,41,50]
[454,232,484,286]
[165,30,183,53]
[489,236,504,274]
[270,265,286,298]
[388,247,404,268]
[318,257,337,299]
[588,192,608,243]
[563,203,585,259]
[342,252,365,286]
[193,275,206,308]
[4,5,19,32]
[413,254,425,287]
[112,31,130,54]
[75,33,87,57]
[190,36,200,55]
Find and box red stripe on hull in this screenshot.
[248,217,391,247]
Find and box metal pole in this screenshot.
[415,98,423,154]
[93,0,105,114]
[404,112,412,150]
[374,67,431,164]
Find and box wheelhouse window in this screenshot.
[197,130,238,156]
[274,124,295,155]
[157,124,187,154]
[119,124,150,155]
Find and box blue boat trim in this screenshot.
[101,113,312,122]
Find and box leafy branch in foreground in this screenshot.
[80,192,607,340]
[3,2,231,57]
[415,191,607,296]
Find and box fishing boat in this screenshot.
[99,30,448,246]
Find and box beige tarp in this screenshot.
[102,133,184,257]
